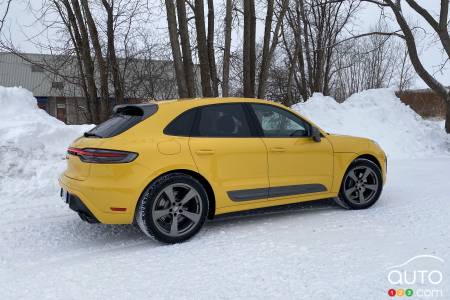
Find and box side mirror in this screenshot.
[311,126,321,142]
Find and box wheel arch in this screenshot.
[135,169,216,221]
[338,154,383,191]
[355,154,382,171]
[332,152,383,194]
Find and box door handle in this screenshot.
[270,147,287,153]
[195,149,215,155]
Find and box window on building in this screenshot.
[31,64,44,72]
[52,81,64,89]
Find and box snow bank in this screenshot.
[0,87,92,199]
[293,88,450,159]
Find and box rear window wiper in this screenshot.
[83,131,103,138]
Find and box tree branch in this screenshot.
[404,0,439,31]
[0,0,12,33]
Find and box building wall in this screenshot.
[1,52,186,125]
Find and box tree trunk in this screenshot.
[176,0,196,98]
[57,0,93,123]
[446,99,450,134]
[286,1,308,101]
[194,0,213,97]
[281,21,304,102]
[68,0,99,123]
[243,0,256,98]
[257,0,274,99]
[222,0,232,97]
[207,0,219,97]
[164,0,189,98]
[80,0,109,121]
[102,0,124,109]
[299,0,313,92]
[258,0,288,99]
[312,4,326,93]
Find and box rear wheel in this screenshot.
[136,173,208,244]
[335,159,383,209]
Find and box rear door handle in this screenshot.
[270,147,287,153]
[195,149,215,155]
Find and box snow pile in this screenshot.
[293,88,450,159]
[0,87,92,199]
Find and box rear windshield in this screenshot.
[85,104,158,138]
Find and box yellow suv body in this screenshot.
[59,97,386,243]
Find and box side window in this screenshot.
[194,103,252,137]
[164,108,197,136]
[251,104,310,137]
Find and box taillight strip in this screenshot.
[67,147,138,163]
[68,147,126,157]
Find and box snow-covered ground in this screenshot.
[1,87,449,299]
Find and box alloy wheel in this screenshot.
[343,166,379,205]
[151,183,203,237]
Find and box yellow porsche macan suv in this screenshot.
[59,97,386,243]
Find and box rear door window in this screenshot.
[193,103,252,137]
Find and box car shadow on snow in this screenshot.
[56,217,145,243]
[208,198,340,226]
[56,198,341,248]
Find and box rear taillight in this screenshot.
[67,148,138,164]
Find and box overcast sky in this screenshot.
[1,0,448,89]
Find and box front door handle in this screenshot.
[195,149,215,155]
[270,147,287,153]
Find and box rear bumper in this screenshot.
[59,174,135,224]
[61,188,99,223]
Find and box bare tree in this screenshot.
[165,0,189,98]
[257,0,289,99]
[101,0,124,105]
[1,0,173,123]
[366,0,450,132]
[279,0,360,100]
[222,0,233,97]
[80,0,109,119]
[207,0,219,96]
[176,0,196,97]
[193,0,213,97]
[243,0,256,98]
[332,28,414,101]
[398,47,415,92]
[61,0,100,123]
[123,34,178,100]
[0,0,12,34]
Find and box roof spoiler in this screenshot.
[112,103,158,119]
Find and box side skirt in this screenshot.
[227,184,327,202]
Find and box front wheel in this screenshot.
[136,173,208,244]
[336,158,383,209]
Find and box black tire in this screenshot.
[337,158,383,209]
[136,173,209,244]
